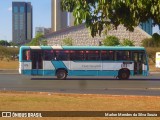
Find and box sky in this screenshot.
[0,0,51,42]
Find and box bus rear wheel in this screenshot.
[118,69,130,80]
[56,70,67,80]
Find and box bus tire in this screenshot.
[118,69,130,80]
[56,70,67,80]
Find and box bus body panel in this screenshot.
[20,60,148,77]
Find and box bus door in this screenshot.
[31,50,43,75]
[133,52,144,75]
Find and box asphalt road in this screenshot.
[0,74,160,96]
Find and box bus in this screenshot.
[19,46,149,80]
[156,52,160,68]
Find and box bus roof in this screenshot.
[20,46,146,51]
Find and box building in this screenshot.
[51,0,68,32]
[139,19,153,35]
[45,24,151,46]
[35,27,52,36]
[12,2,32,44]
[69,13,75,27]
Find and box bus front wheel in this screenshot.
[56,70,67,80]
[118,69,130,80]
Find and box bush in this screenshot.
[152,33,160,47]
[141,38,154,47]
[142,33,160,47]
[120,39,135,46]
[0,46,19,61]
[146,47,160,63]
[62,38,73,46]
[103,36,120,46]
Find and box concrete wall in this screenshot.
[46,24,151,46]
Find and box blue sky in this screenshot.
[0,0,51,42]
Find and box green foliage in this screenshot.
[62,38,73,46]
[61,0,160,37]
[102,36,120,46]
[120,39,135,46]
[142,33,160,47]
[27,33,45,46]
[0,40,10,46]
[9,42,18,46]
[0,46,19,61]
[142,38,154,47]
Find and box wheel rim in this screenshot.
[57,71,66,79]
[58,72,65,78]
[122,72,127,79]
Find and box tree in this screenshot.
[62,37,73,46]
[0,40,10,46]
[142,33,160,47]
[102,36,120,46]
[27,33,45,46]
[61,0,160,37]
[9,42,18,46]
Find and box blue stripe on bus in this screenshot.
[62,46,145,51]
[41,46,52,50]
[51,61,67,70]
[22,70,140,77]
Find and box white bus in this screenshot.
[19,46,149,80]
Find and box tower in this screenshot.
[51,0,68,31]
[12,2,32,44]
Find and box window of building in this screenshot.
[13,6,18,13]
[20,6,24,13]
[14,14,19,30]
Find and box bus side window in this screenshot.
[44,50,55,60]
[101,51,114,60]
[86,51,100,60]
[116,51,130,61]
[23,50,30,60]
[56,50,69,61]
[70,51,84,61]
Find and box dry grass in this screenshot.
[149,61,160,72]
[0,60,19,69]
[0,91,160,120]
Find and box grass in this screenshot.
[0,91,160,120]
[0,60,19,69]
[149,61,160,72]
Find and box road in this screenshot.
[0,74,160,96]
